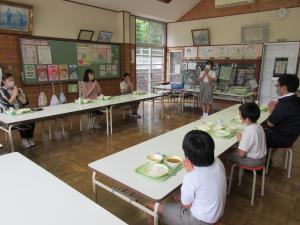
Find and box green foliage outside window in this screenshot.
[136,18,165,45]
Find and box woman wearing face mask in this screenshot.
[198,60,216,117]
[0,73,35,149]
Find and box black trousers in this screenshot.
[16,123,35,139]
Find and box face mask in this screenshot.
[8,81,15,88]
[205,65,211,70]
[275,86,280,96]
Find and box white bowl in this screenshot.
[165,155,182,169]
[147,153,163,164]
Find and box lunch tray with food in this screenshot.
[135,155,183,182]
[195,123,238,139]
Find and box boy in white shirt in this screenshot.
[227,102,267,167]
[147,130,227,225]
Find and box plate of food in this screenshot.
[212,125,224,131]
[225,125,237,132]
[142,163,169,178]
[213,129,231,137]
[19,108,32,113]
[103,96,111,100]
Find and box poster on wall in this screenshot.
[218,66,232,81]
[111,64,118,75]
[59,65,69,80]
[106,64,112,75]
[90,45,101,64]
[22,45,38,64]
[184,47,198,59]
[243,44,263,59]
[212,46,229,59]
[229,45,244,59]
[37,45,52,64]
[198,46,213,59]
[36,65,48,82]
[24,64,36,79]
[69,65,78,80]
[77,44,91,66]
[273,57,288,77]
[99,65,106,76]
[47,65,59,81]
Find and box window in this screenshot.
[136,47,164,92]
[136,18,166,92]
[168,51,183,83]
[136,18,165,46]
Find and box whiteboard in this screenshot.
[258,42,300,104]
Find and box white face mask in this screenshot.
[205,65,211,70]
[8,81,15,88]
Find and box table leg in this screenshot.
[110,106,113,135]
[92,171,97,202]
[181,92,184,112]
[154,202,160,225]
[161,96,164,118]
[143,101,145,118]
[8,125,14,152]
[106,107,109,136]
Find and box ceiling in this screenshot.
[66,0,202,22]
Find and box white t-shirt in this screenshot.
[238,123,267,159]
[200,70,216,83]
[120,81,128,94]
[181,158,227,224]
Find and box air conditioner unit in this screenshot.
[215,0,255,8]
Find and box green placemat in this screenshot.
[135,163,183,182]
[208,130,237,139]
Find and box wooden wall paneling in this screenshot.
[178,0,300,22]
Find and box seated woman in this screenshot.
[120,73,141,119]
[82,69,102,129]
[0,73,35,149]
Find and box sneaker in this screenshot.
[21,139,31,149]
[28,139,36,147]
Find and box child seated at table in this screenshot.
[120,72,141,119]
[147,130,227,225]
[227,102,267,167]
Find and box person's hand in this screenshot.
[18,95,27,105]
[236,131,242,142]
[12,86,18,97]
[268,100,278,113]
[183,159,194,172]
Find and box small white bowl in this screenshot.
[165,155,182,169]
[147,153,163,164]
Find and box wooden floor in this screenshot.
[1,101,299,225]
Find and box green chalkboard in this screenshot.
[19,38,121,85]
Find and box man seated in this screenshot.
[266,75,300,148]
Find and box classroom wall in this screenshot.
[15,0,123,42]
[167,7,300,47]
[0,0,135,107]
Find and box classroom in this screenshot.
[0,0,300,225]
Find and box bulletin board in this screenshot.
[259,42,300,104]
[19,38,121,85]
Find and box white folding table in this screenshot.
[0,101,111,152]
[89,104,270,225]
[0,152,127,225]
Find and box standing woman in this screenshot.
[198,60,216,117]
[0,73,35,149]
[82,69,102,129]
